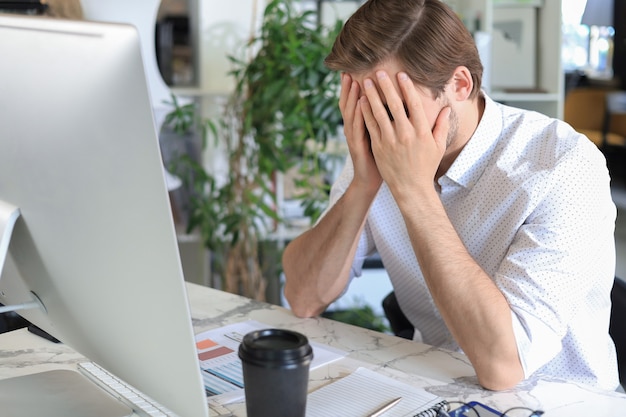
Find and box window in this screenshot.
[562,0,614,79]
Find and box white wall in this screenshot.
[192,1,361,95]
[195,0,267,94]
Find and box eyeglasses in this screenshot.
[434,401,544,417]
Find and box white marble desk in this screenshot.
[1,282,625,416]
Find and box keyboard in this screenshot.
[77,362,177,417]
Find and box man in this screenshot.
[282,0,619,391]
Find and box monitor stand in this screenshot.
[0,369,133,417]
[0,199,20,281]
[1,200,132,416]
[0,200,42,314]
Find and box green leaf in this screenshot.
[162,0,344,298]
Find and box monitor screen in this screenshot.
[0,14,208,417]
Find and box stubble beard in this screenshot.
[445,106,459,148]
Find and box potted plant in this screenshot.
[167,0,343,301]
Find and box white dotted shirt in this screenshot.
[326,94,619,390]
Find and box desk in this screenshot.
[1,282,625,416]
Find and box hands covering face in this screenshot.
[339,71,451,197]
[339,73,383,192]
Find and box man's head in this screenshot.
[324,0,483,101]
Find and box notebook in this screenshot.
[305,367,447,417]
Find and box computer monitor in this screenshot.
[0,14,208,417]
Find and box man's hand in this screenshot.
[359,71,450,199]
[339,73,382,193]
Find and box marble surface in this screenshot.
[1,282,625,416]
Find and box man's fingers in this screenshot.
[353,98,367,140]
[363,78,393,135]
[432,106,451,147]
[376,71,406,123]
[397,72,431,136]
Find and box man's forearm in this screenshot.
[282,184,377,317]
[397,188,524,390]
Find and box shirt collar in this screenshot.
[440,93,503,189]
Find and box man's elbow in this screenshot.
[290,304,322,319]
[476,360,524,391]
[283,282,326,318]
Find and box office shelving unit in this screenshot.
[451,0,563,119]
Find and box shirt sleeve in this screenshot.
[494,136,616,377]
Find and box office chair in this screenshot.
[563,88,626,148]
[381,292,414,340]
[384,277,626,389]
[610,277,626,388]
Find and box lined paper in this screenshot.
[306,367,445,417]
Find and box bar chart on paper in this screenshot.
[195,320,347,405]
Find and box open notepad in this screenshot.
[306,367,447,417]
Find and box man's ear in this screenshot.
[450,66,473,101]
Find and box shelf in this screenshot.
[479,0,562,119]
[490,91,560,102]
[492,0,542,7]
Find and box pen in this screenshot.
[368,397,402,417]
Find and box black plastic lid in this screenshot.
[238,328,313,366]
